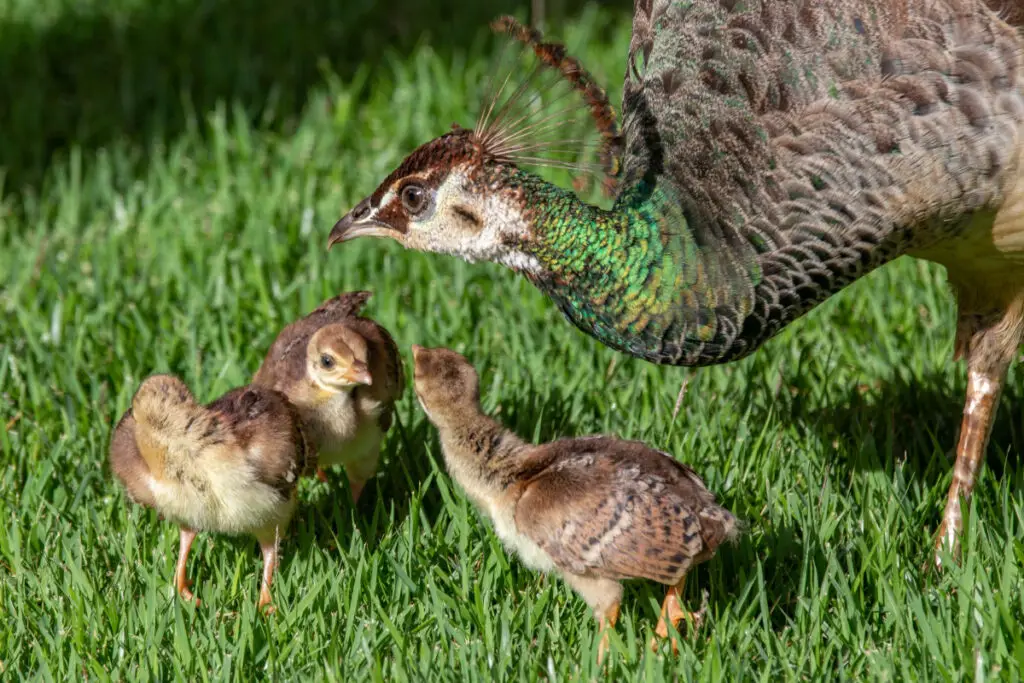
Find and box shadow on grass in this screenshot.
[0,0,631,196]
[790,372,1024,487]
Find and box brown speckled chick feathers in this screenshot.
[411,345,737,660]
[109,374,314,611]
[253,291,404,501]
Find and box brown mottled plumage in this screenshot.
[109,374,314,611]
[411,346,737,660]
[331,2,1024,566]
[253,291,404,500]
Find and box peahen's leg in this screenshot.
[935,297,1024,566]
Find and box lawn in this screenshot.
[2,0,1024,680]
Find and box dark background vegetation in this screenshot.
[0,0,630,196]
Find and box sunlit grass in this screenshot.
[2,2,1023,680]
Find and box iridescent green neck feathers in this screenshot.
[502,168,764,366]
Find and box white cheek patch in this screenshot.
[425,171,542,273]
[493,247,543,274]
[478,192,542,273]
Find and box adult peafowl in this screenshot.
[329,1,1024,564]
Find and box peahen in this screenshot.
[328,1,1024,563]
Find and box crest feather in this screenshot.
[472,15,624,197]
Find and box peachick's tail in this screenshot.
[131,374,224,457]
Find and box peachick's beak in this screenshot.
[343,362,373,386]
[327,200,397,249]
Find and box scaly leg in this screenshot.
[596,601,620,665]
[651,575,705,652]
[934,369,1003,566]
[562,574,623,665]
[934,297,1024,567]
[258,536,280,614]
[174,527,199,604]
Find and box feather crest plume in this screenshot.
[467,15,624,197]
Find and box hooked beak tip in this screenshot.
[327,214,399,251]
[327,218,351,250]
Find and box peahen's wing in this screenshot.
[620,0,900,218]
[618,0,1024,358]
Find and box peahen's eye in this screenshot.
[401,183,429,215]
[320,354,335,369]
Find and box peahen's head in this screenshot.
[327,16,622,273]
[328,125,548,270]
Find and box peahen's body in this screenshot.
[330,1,1024,562]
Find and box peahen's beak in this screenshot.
[327,199,399,249]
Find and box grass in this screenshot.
[2,1,1024,680]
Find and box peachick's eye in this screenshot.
[320,354,335,369]
[400,183,429,215]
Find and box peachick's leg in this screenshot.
[174,527,199,603]
[344,448,381,504]
[596,601,620,665]
[258,535,280,614]
[935,297,1024,567]
[651,575,704,652]
[347,478,367,504]
[563,574,623,664]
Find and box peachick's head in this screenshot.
[306,324,373,393]
[328,127,542,272]
[411,345,481,425]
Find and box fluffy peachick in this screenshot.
[253,291,404,502]
[109,375,314,611]
[411,345,737,660]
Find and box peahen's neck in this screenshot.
[503,169,763,365]
[500,167,911,367]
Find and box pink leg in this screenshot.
[257,537,279,614]
[174,527,199,604]
[934,295,1023,567]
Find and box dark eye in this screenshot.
[401,184,428,215]
[320,354,335,369]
